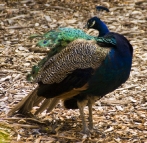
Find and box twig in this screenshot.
[100,99,130,106]
[5,25,34,29]
[28,47,49,53]
[51,135,79,141]
[3,117,45,124]
[0,13,7,17]
[116,85,137,91]
[48,6,73,12]
[11,123,39,129]
[6,14,30,20]
[0,69,22,73]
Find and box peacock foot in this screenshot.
[81,127,91,135]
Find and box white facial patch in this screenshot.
[90,20,95,27]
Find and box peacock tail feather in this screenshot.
[30,27,98,48]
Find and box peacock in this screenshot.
[8,31,133,133]
[27,16,110,82]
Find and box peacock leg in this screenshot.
[77,100,89,134]
[88,98,93,130]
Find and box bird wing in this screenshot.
[33,39,110,99]
[35,39,110,84]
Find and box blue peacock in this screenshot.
[8,12,133,134]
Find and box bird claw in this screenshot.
[81,126,101,135]
[83,128,90,134]
[81,128,91,135]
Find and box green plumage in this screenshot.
[30,27,97,48]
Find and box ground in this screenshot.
[0,0,147,142]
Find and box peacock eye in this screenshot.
[43,41,47,44]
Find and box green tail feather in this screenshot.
[30,28,97,48]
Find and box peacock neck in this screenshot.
[97,21,109,37]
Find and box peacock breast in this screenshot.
[85,49,132,96]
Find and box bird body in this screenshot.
[8,32,133,133]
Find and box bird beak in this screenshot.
[83,24,88,29]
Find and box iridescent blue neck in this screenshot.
[98,21,109,37]
[95,19,109,37]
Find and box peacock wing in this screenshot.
[34,39,110,99]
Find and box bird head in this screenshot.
[84,17,100,29]
[84,16,109,37]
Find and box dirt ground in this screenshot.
[0,0,147,142]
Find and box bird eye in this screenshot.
[90,21,96,27]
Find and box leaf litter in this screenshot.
[0,0,147,142]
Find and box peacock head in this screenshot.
[85,16,109,37]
